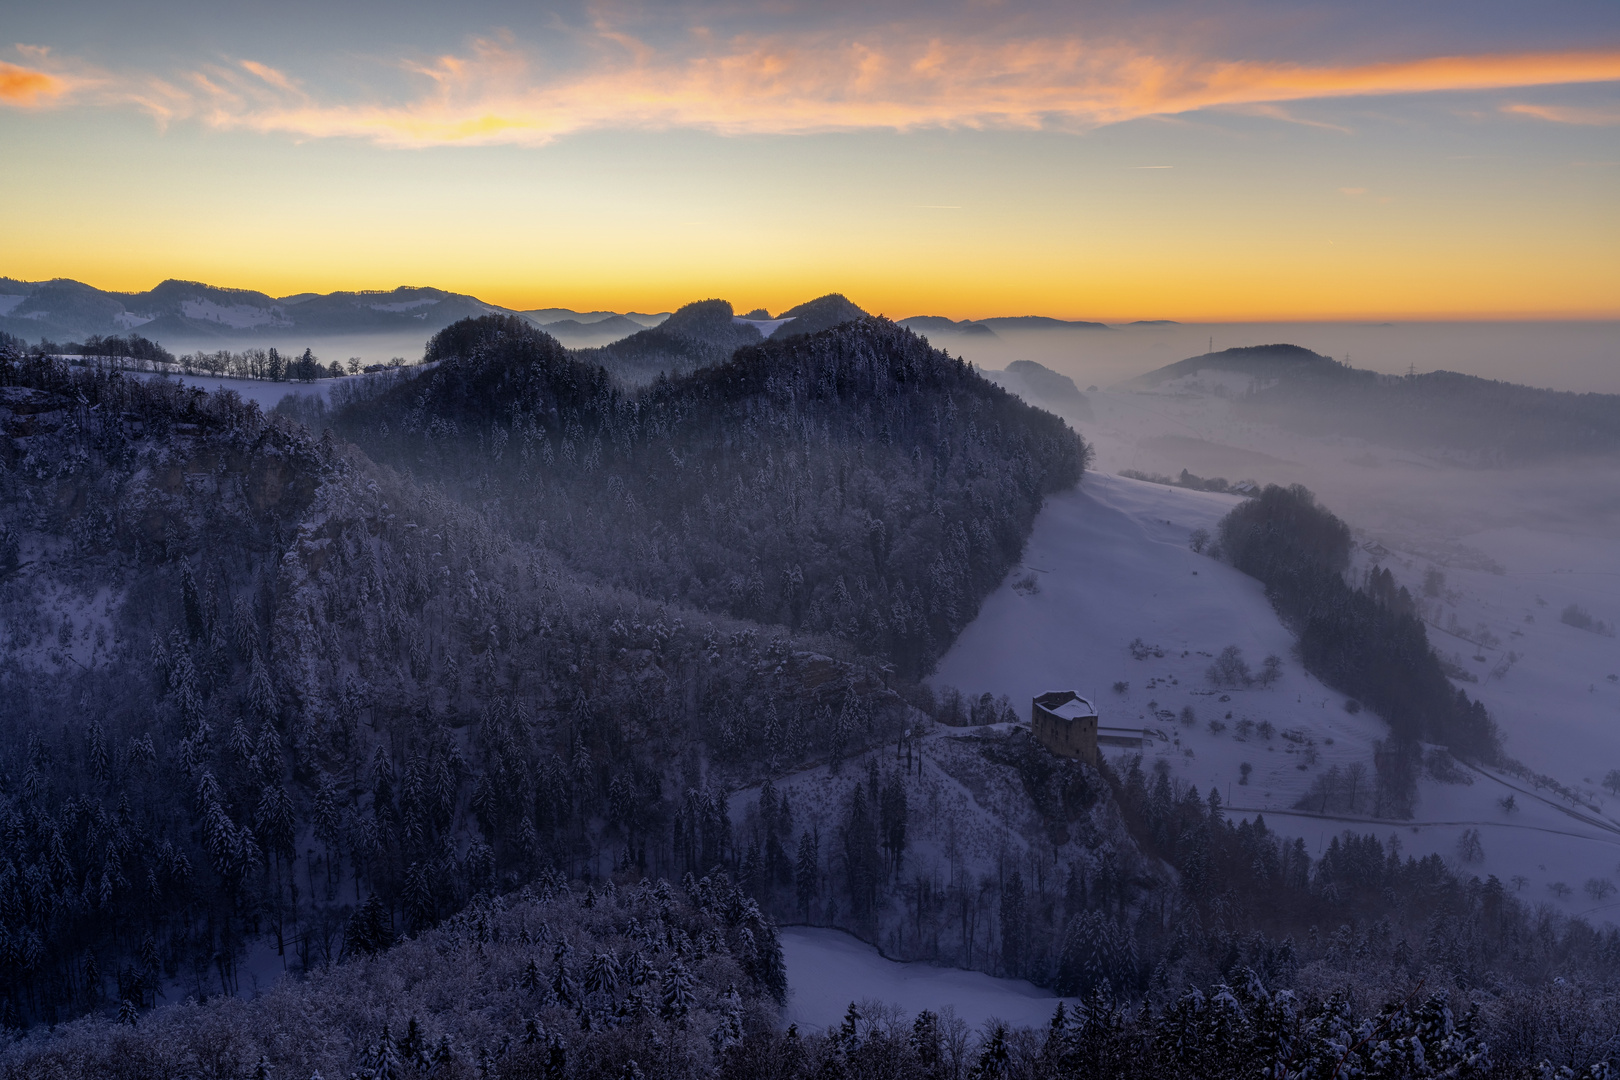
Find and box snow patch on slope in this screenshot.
[180,298,289,329]
[114,310,155,329]
[369,299,439,312]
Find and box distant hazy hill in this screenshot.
[1128,343,1336,386]
[898,315,998,339]
[523,307,667,328]
[535,313,652,347]
[982,359,1093,420]
[1131,343,1620,463]
[575,298,764,383]
[977,315,1112,332]
[0,277,503,343]
[770,293,868,340]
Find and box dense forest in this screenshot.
[0,315,1078,1034]
[330,313,1083,678]
[4,321,1620,1079]
[0,346,919,1031]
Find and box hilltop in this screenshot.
[1126,343,1338,387]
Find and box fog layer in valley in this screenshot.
[959,326,1620,913]
[952,320,1620,394]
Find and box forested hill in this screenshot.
[335,314,1088,677]
[0,312,1081,1030]
[769,292,866,340]
[0,349,909,1027]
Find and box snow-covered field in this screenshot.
[121,364,431,411]
[934,469,1620,916]
[781,927,1074,1031]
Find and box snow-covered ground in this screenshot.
[156,374,330,411]
[118,364,431,412]
[934,471,1620,916]
[179,298,289,329]
[781,927,1074,1031]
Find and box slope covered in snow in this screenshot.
[934,473,1620,916]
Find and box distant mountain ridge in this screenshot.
[0,277,513,344]
[522,308,668,327]
[899,316,998,339]
[1,275,1132,353]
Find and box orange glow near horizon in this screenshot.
[1,25,1617,322]
[4,261,1615,324]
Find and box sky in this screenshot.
[2,1,1618,320]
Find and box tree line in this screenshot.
[1214,484,1499,784]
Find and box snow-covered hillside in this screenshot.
[935,473,1620,916]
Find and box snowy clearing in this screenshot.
[935,472,1620,914]
[781,927,1074,1032]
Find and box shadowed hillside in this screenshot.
[334,313,1088,676]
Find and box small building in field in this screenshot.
[1032,691,1099,765]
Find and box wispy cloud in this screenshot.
[7,31,1620,147]
[0,59,71,105]
[1502,102,1620,126]
[1219,102,1354,133]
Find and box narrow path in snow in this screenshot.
[1223,805,1620,847]
[1460,763,1620,835]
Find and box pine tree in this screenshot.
[880,769,908,877]
[842,784,880,918]
[795,830,819,921]
[1000,869,1027,978]
[660,959,693,1021]
[180,561,206,641]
